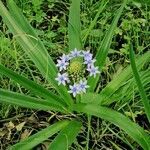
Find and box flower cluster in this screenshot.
[55,48,100,97]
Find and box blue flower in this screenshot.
[55,48,100,97]
[78,79,89,93]
[70,48,81,58]
[84,58,96,67]
[55,73,69,85]
[87,65,100,78]
[82,50,93,61]
[56,59,69,71]
[68,83,80,97]
[60,54,71,62]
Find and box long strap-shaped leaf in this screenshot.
[98,51,150,105]
[80,69,150,104]
[68,0,81,51]
[0,0,73,107]
[73,104,150,149]
[9,120,70,150]
[0,89,67,113]
[48,120,82,150]
[88,0,127,92]
[129,44,150,122]
[0,64,66,107]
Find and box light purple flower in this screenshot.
[60,54,70,62]
[78,79,89,93]
[55,73,69,85]
[68,83,80,97]
[56,59,69,71]
[84,58,96,67]
[55,48,100,96]
[82,50,93,61]
[87,65,100,78]
[70,48,81,58]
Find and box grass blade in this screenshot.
[80,69,150,104]
[106,70,150,105]
[98,51,150,105]
[0,89,67,113]
[68,0,81,51]
[0,64,66,107]
[10,120,70,150]
[49,120,82,150]
[83,0,108,45]
[133,0,150,5]
[73,103,150,149]
[7,0,42,44]
[95,0,127,68]
[0,0,73,107]
[129,44,150,122]
[88,0,127,92]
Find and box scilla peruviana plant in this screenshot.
[0,0,150,150]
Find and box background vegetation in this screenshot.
[0,0,150,149]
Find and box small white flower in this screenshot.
[60,54,71,62]
[84,58,96,67]
[87,65,100,78]
[78,79,89,93]
[55,73,69,85]
[68,83,80,97]
[56,59,69,71]
[82,50,93,61]
[70,48,81,58]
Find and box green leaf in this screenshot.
[0,64,66,107]
[81,69,150,105]
[73,104,150,149]
[129,44,150,122]
[49,120,82,150]
[10,120,70,150]
[88,0,127,92]
[98,51,150,105]
[0,89,67,113]
[133,0,150,5]
[83,0,108,45]
[80,93,100,104]
[112,69,150,105]
[68,0,81,51]
[0,0,73,107]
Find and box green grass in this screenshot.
[0,0,150,149]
